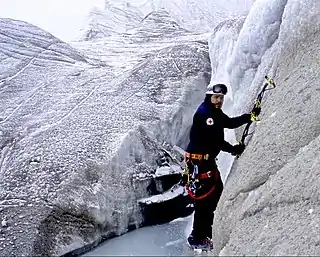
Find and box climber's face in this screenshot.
[211,94,224,108]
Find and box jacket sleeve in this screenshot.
[221,140,234,153]
[222,113,251,129]
[188,111,206,147]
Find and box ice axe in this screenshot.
[237,76,276,157]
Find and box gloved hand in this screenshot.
[251,105,261,117]
[231,143,246,156]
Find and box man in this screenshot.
[184,83,260,250]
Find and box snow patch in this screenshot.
[155,164,182,177]
[138,186,185,204]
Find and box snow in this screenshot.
[155,165,182,177]
[138,185,185,204]
[110,0,254,32]
[0,0,253,42]
[0,10,211,255]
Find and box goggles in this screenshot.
[206,83,228,95]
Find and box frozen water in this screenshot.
[83,215,194,256]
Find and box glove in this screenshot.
[231,143,246,156]
[251,105,261,117]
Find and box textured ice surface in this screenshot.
[0,12,210,256]
[212,0,320,255]
[84,0,320,256]
[1,0,319,256]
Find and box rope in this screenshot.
[183,166,219,200]
[186,184,216,200]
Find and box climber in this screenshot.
[183,83,261,250]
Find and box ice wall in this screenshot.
[208,0,288,181]
[212,0,320,255]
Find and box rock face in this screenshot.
[0,11,211,256]
[212,0,320,255]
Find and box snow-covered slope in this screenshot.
[80,4,144,41]
[0,12,210,256]
[101,0,253,33]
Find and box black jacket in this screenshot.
[186,96,250,158]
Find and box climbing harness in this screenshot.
[240,76,276,145]
[185,152,209,161]
[181,155,218,200]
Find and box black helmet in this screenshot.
[206,83,228,95]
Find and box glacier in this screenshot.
[0,0,319,256]
[0,10,210,256]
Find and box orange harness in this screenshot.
[185,152,209,161]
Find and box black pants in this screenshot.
[189,158,224,239]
